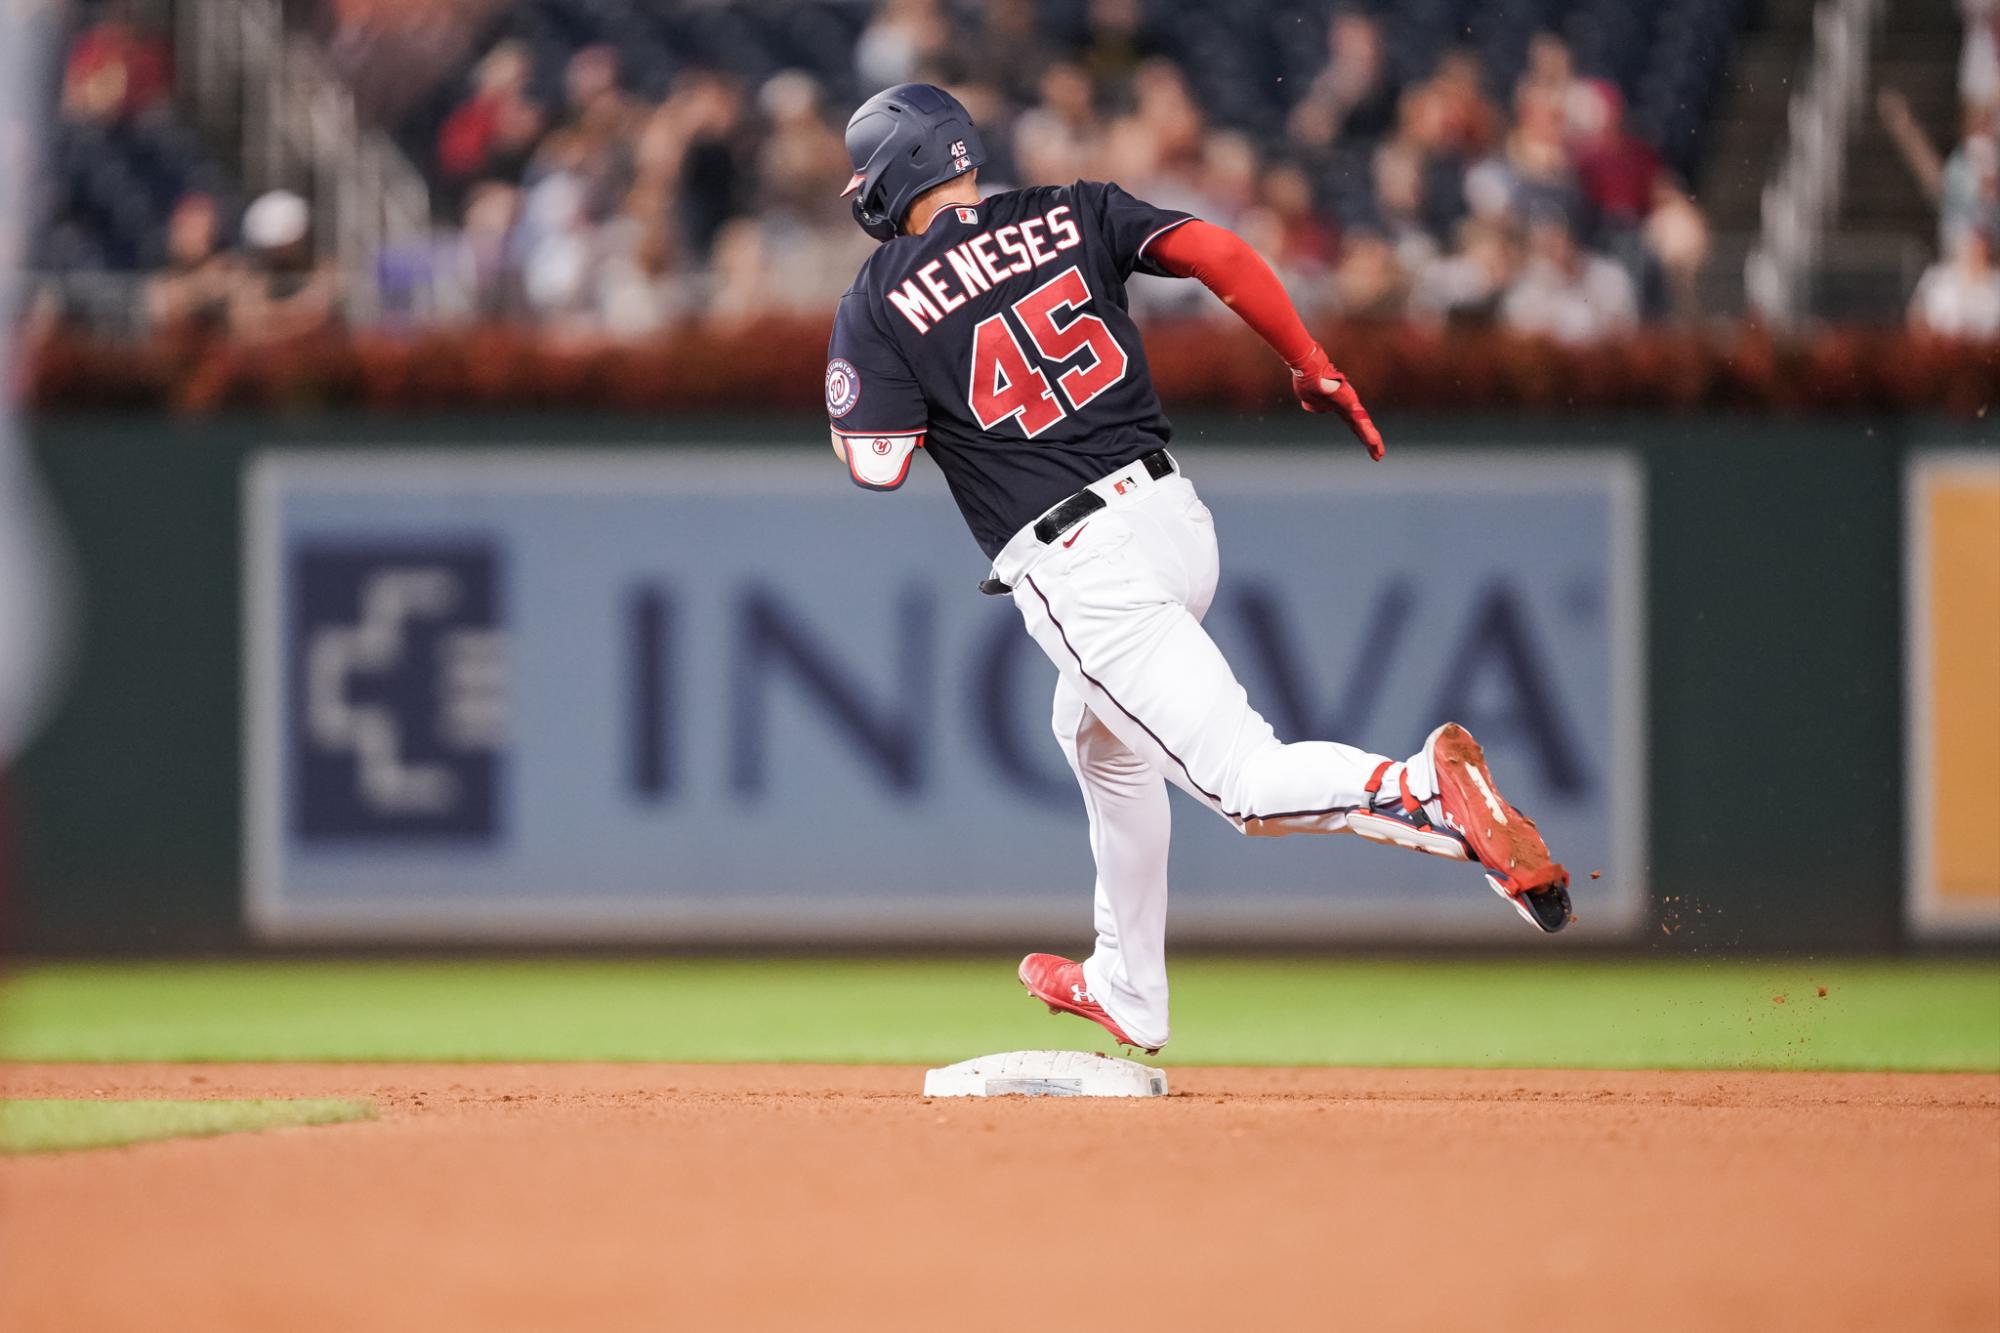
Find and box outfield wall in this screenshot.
[11,411,1996,952]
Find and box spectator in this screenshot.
[1333,229,1410,321]
[1878,91,1999,255]
[436,42,543,198]
[1963,0,1999,110]
[520,130,592,235]
[1463,155,1521,226]
[146,193,237,333]
[1373,140,1442,273]
[1412,218,1520,327]
[1944,126,2000,255]
[596,178,690,338]
[1077,0,1156,104]
[561,46,636,134]
[229,190,341,344]
[1910,224,2000,337]
[1519,32,1577,112]
[1428,49,1501,158]
[1492,77,1581,224]
[665,70,750,260]
[1377,82,1477,243]
[1097,113,1166,193]
[854,0,947,92]
[1260,163,1338,277]
[431,181,522,324]
[561,54,645,225]
[1644,179,1711,323]
[981,0,1050,106]
[753,71,850,224]
[1014,63,1101,186]
[1501,205,1638,344]
[1132,60,1206,176]
[518,171,598,329]
[704,217,776,329]
[1881,12,2000,327]
[1287,9,1395,152]
[61,1,171,125]
[1194,132,1262,226]
[1568,77,1692,307]
[1569,79,1662,237]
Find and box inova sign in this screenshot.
[246,450,1644,942]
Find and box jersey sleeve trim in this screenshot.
[1134,216,1197,262]
[830,423,930,438]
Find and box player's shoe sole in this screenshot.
[1426,723,1574,934]
[1017,953,1160,1054]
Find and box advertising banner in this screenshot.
[245,449,1645,941]
[1905,451,2000,938]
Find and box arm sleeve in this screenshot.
[1145,219,1318,368]
[826,291,928,491]
[1074,180,1195,280]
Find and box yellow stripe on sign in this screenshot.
[1928,476,2000,902]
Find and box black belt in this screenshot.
[979,449,1175,596]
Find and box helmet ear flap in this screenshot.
[852,193,897,242]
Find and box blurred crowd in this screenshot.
[1887,0,2000,338]
[144,188,342,345]
[396,44,867,334]
[38,1,340,344]
[48,0,2000,346]
[385,4,1710,343]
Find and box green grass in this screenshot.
[0,1098,376,1154]
[1,959,1995,1071]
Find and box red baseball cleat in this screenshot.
[1423,723,1573,933]
[1017,953,1159,1054]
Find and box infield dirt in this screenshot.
[2,1063,1995,1331]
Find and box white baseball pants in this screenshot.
[994,460,1438,1051]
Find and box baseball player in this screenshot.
[826,84,1571,1054]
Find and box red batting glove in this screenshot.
[1289,345,1385,461]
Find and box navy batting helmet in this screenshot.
[840,83,987,242]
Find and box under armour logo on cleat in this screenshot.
[1071,983,1094,1004]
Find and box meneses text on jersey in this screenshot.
[886,204,1084,335]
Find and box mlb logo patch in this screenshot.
[290,544,507,842]
[955,207,978,224]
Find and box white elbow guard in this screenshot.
[833,429,923,490]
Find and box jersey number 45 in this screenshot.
[966,265,1129,438]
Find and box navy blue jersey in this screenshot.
[826,180,1193,557]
